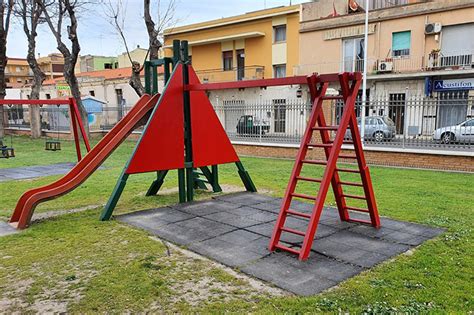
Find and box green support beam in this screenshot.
[100,172,129,221]
[236,161,257,192]
[146,170,169,196]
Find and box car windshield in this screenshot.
[383,117,395,126]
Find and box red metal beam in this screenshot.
[0,99,71,105]
[185,73,362,91]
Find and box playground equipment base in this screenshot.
[118,192,444,296]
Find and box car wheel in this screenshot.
[373,131,384,142]
[441,132,454,144]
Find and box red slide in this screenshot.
[10,93,160,229]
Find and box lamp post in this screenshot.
[360,0,369,145]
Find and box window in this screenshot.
[16,66,22,72]
[389,93,406,134]
[89,90,95,97]
[273,99,286,133]
[45,93,51,99]
[52,64,64,72]
[392,31,411,57]
[16,78,22,83]
[343,37,364,72]
[5,78,9,83]
[464,119,474,127]
[104,63,113,69]
[222,51,233,71]
[273,64,286,78]
[273,25,286,43]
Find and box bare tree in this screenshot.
[37,0,89,136]
[0,0,14,139]
[15,0,47,138]
[104,0,176,96]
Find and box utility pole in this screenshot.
[360,0,369,145]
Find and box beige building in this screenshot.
[117,46,149,68]
[298,0,474,133]
[37,53,65,79]
[5,58,33,88]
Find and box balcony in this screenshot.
[195,65,265,83]
[294,50,474,77]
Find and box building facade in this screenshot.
[163,5,300,82]
[37,53,65,79]
[299,0,474,135]
[117,46,149,68]
[5,58,33,88]
[78,55,119,73]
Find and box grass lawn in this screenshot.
[0,136,473,313]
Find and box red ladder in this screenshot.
[269,72,380,261]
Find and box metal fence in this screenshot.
[214,96,474,151]
[2,96,473,152]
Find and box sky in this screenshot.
[7,0,308,59]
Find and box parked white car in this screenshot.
[433,118,474,144]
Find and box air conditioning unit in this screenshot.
[425,23,442,35]
[378,61,393,73]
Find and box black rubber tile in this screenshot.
[171,199,240,216]
[116,194,443,296]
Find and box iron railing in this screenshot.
[195,65,265,83]
[2,97,473,152]
[295,50,474,75]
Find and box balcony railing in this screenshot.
[195,65,265,83]
[295,50,474,76]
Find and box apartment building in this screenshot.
[5,58,33,88]
[299,0,474,133]
[163,5,300,82]
[37,53,65,79]
[77,55,119,73]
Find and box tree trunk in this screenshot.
[0,30,7,139]
[129,61,145,96]
[27,46,46,139]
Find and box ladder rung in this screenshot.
[336,167,360,174]
[307,143,333,148]
[302,159,327,165]
[312,126,338,131]
[339,181,363,187]
[339,154,357,159]
[329,140,353,145]
[291,193,317,201]
[281,227,306,236]
[286,209,311,219]
[347,218,373,225]
[296,176,322,183]
[274,243,300,255]
[346,206,370,213]
[343,194,366,200]
[322,95,344,100]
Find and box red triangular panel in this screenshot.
[188,67,239,168]
[126,65,185,174]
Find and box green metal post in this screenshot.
[178,168,186,202]
[164,59,171,83]
[146,170,168,196]
[144,61,151,94]
[100,172,129,221]
[181,41,194,202]
[199,165,222,192]
[152,65,158,95]
[212,165,221,192]
[235,161,257,192]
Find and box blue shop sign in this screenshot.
[433,78,474,91]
